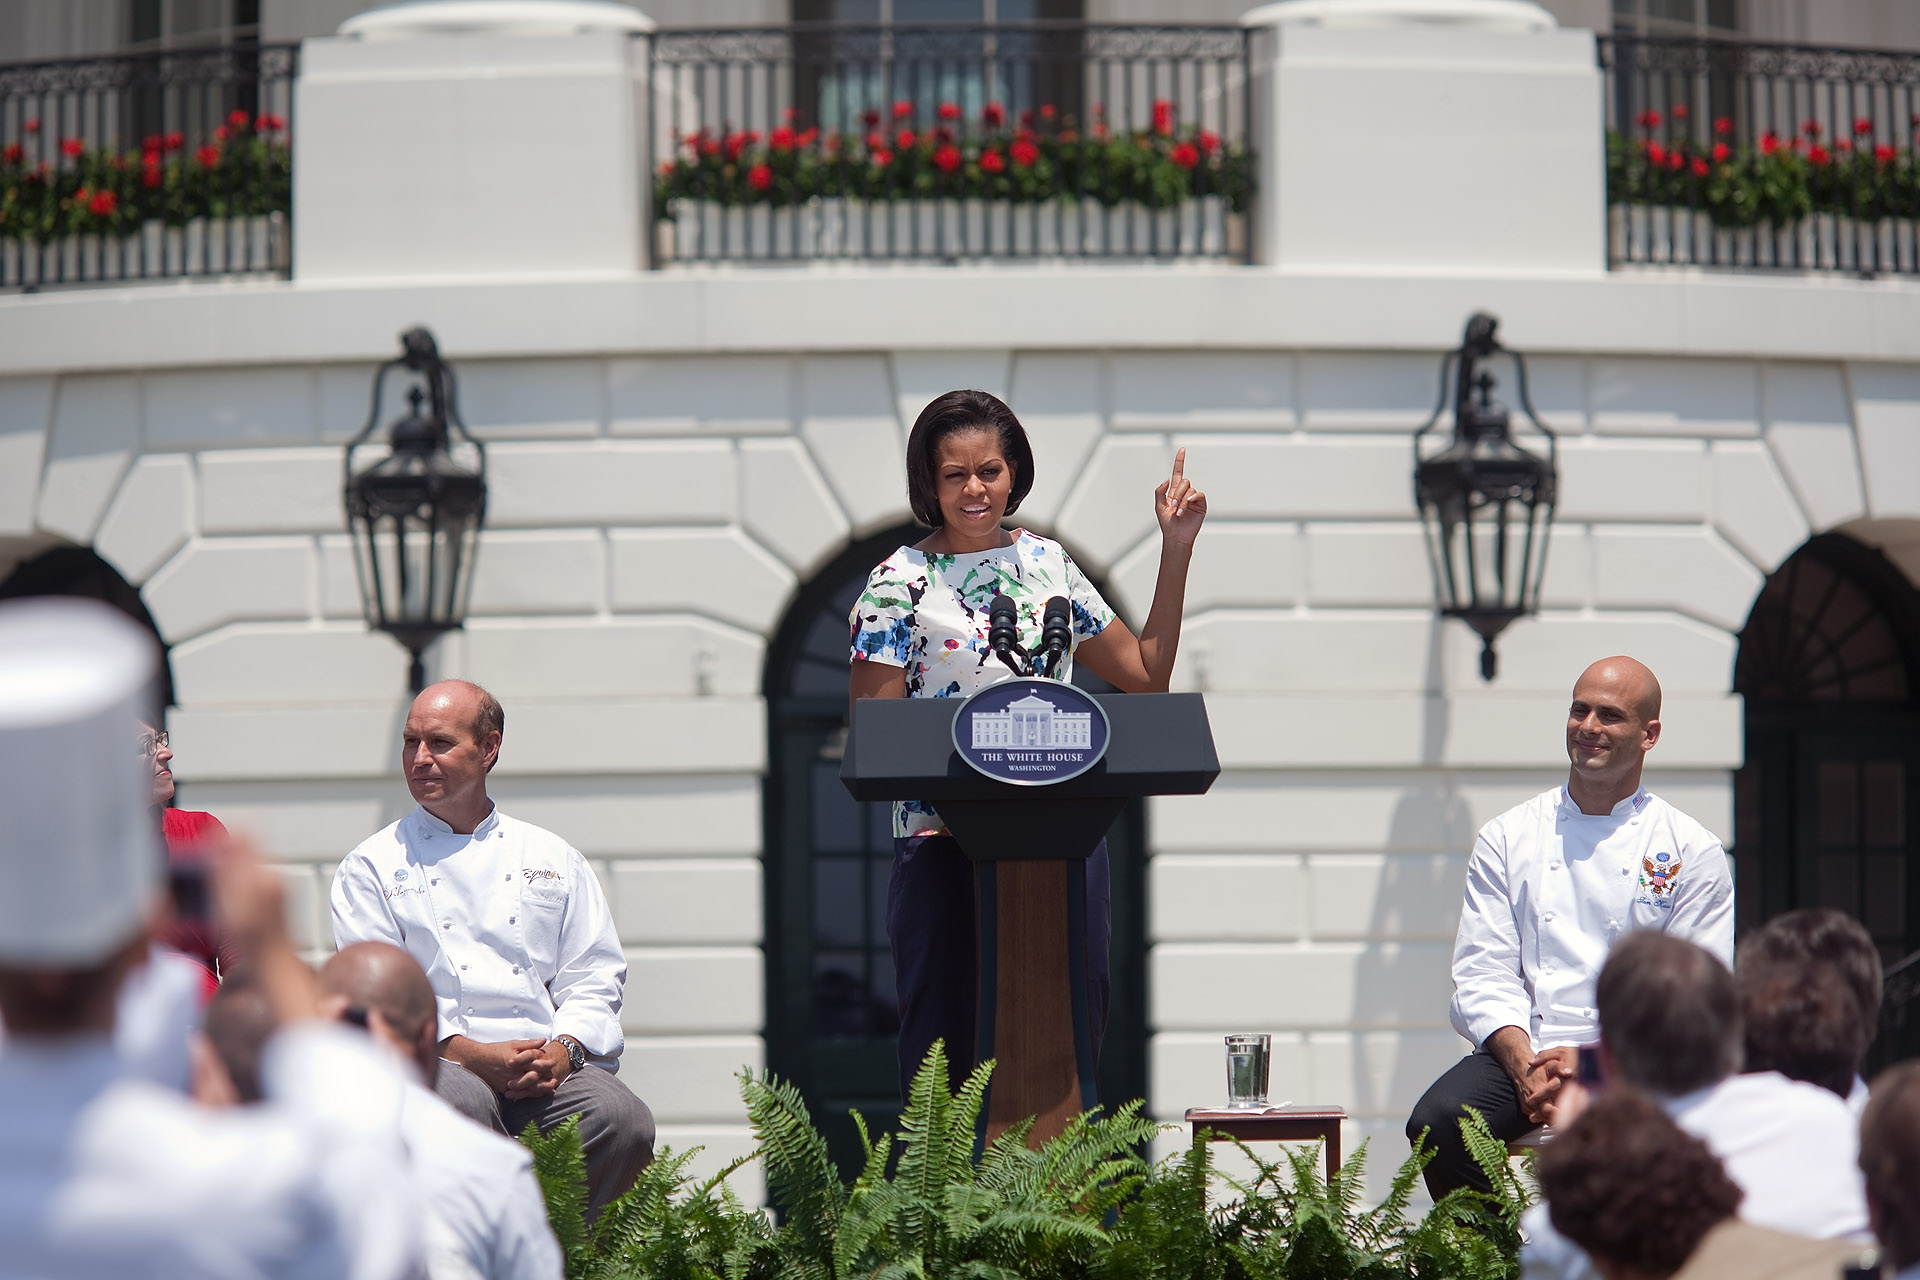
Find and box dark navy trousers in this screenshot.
[886,832,1111,1101]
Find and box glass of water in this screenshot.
[1225,1033,1271,1110]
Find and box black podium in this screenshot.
[842,690,1218,1144]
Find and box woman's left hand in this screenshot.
[1154,447,1207,547]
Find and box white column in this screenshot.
[1242,0,1606,274]
[292,1,655,281]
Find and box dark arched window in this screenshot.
[762,524,1146,1174]
[1734,533,1920,959]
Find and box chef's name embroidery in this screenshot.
[523,868,563,886]
[1636,851,1681,909]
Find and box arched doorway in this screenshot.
[1733,530,1920,985]
[0,545,173,708]
[762,525,1149,1174]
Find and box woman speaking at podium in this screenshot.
[848,388,1207,1098]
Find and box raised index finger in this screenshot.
[1170,447,1187,485]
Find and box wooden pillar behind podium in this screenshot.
[844,692,1217,1145]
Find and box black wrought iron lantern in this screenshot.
[343,328,487,693]
[1413,313,1558,682]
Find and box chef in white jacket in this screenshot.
[0,597,420,1280]
[1405,656,1735,1199]
[332,678,654,1219]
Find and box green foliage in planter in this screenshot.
[0,111,291,243]
[525,1045,1532,1280]
[1606,113,1920,229]
[654,101,1252,218]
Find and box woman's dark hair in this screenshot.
[1737,959,1862,1097]
[904,390,1036,529]
[1538,1088,1742,1279]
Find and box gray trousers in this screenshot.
[436,1059,656,1219]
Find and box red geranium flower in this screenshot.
[1,143,19,165]
[1876,143,1897,163]
[1836,138,1852,153]
[1667,149,1685,171]
[782,106,799,123]
[1713,116,1733,135]
[142,157,163,188]
[746,162,773,191]
[1759,131,1780,154]
[86,188,116,217]
[1646,141,1667,166]
[1635,108,1661,129]
[866,131,886,151]
[1809,143,1831,164]
[983,101,1004,127]
[979,148,1005,173]
[214,124,231,142]
[1854,116,1874,135]
[800,127,819,147]
[1198,130,1220,154]
[896,129,915,150]
[228,108,250,128]
[1802,118,1822,136]
[769,126,796,150]
[22,118,38,133]
[60,137,83,158]
[893,100,914,119]
[1711,141,1731,162]
[1169,141,1200,169]
[1153,99,1175,135]
[255,113,285,133]
[195,144,220,167]
[724,131,750,161]
[1010,138,1040,167]
[1691,157,1709,177]
[658,160,674,175]
[1018,109,1033,126]
[1092,123,1109,140]
[1672,104,1689,120]
[697,137,720,157]
[932,143,961,172]
[142,134,164,154]
[1039,104,1056,120]
[862,109,881,128]
[937,102,961,121]
[165,131,184,151]
[869,146,893,167]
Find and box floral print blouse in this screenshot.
[849,529,1115,837]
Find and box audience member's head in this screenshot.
[1738,908,1882,1066]
[1596,931,1741,1095]
[1736,959,1860,1098]
[1537,1088,1742,1280]
[318,941,441,1084]
[1861,1062,1920,1272]
[198,976,274,1104]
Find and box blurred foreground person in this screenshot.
[1536,1089,1870,1280]
[0,597,419,1280]
[320,942,563,1280]
[1520,932,1868,1280]
[333,679,653,1218]
[1861,1063,1920,1280]
[1737,908,1882,1114]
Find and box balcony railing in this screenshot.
[0,43,296,291]
[1601,34,1920,275]
[646,23,1252,266]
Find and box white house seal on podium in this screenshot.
[953,678,1111,786]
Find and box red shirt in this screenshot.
[160,808,232,982]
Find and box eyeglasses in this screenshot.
[138,730,170,758]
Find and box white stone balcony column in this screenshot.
[1242,0,1606,274]
[293,0,655,281]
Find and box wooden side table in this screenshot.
[1185,1105,1349,1183]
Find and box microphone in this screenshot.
[1038,595,1072,678]
[986,593,1028,676]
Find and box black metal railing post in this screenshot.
[1600,32,1920,276]
[646,22,1253,267]
[0,42,297,291]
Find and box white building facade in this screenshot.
[3,0,1919,1203]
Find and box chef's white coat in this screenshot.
[1451,786,1735,1052]
[0,1023,420,1280]
[401,1081,562,1280]
[331,806,626,1062]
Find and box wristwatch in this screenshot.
[553,1034,587,1076]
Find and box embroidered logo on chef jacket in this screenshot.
[1636,851,1681,908]
[522,868,563,885]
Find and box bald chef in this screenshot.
[332,678,654,1219]
[1405,656,1735,1199]
[0,597,419,1278]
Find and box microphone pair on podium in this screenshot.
[987,593,1073,680]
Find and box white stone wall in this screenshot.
[3,334,1918,1203]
